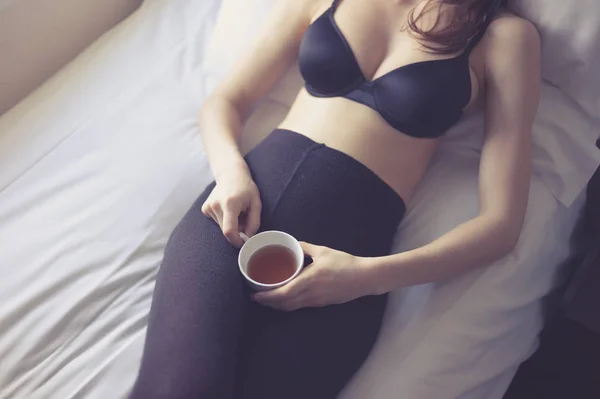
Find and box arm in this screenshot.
[199,0,318,178]
[199,0,321,246]
[367,17,541,292]
[255,16,542,310]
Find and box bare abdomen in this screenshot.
[277,88,439,202]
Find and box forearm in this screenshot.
[199,96,249,180]
[365,215,521,294]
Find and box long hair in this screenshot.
[407,0,507,54]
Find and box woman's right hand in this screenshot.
[201,166,262,248]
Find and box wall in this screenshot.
[0,0,142,116]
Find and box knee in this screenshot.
[163,206,232,259]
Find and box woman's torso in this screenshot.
[277,0,487,202]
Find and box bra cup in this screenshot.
[298,8,474,138]
[299,14,363,96]
[372,61,471,137]
[374,68,435,124]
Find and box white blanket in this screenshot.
[0,1,584,398]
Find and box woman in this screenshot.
[130,0,540,397]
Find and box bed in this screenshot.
[0,0,598,398]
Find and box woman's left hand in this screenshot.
[253,242,378,311]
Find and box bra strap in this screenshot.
[331,0,342,10]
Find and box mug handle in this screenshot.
[239,232,250,243]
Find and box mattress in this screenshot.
[0,0,584,398]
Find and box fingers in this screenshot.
[299,241,323,257]
[202,198,244,247]
[201,200,219,224]
[255,282,298,303]
[202,201,225,232]
[254,269,313,311]
[255,288,306,311]
[244,196,262,236]
[222,206,244,247]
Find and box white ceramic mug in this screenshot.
[238,231,304,291]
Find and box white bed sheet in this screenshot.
[0,1,584,398]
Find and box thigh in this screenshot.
[131,184,247,399]
[235,294,388,399]
[235,137,401,399]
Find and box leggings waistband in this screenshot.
[268,128,405,211]
[245,129,406,250]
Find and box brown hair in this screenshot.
[407,0,507,54]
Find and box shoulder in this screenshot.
[479,13,541,80]
[485,14,541,54]
[480,14,541,115]
[258,0,328,28]
[276,0,329,16]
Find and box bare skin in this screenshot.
[199,0,541,310]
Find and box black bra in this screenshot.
[298,0,495,138]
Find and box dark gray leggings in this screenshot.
[129,129,405,399]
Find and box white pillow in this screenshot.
[204,0,600,207]
[510,0,600,118]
